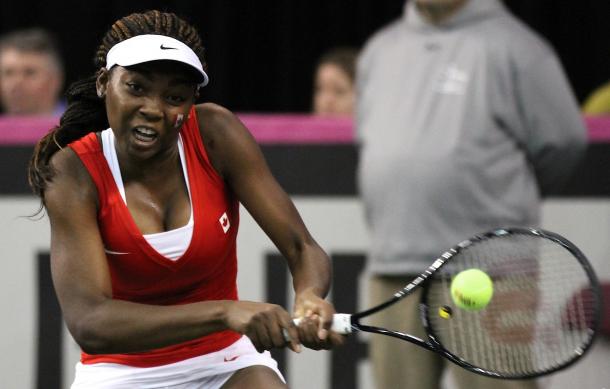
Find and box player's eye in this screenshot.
[166,95,186,105]
[126,82,144,93]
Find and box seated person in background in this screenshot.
[0,28,65,115]
[582,81,610,115]
[312,47,358,116]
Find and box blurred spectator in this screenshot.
[0,28,65,115]
[356,0,587,388]
[582,81,610,115]
[312,47,358,116]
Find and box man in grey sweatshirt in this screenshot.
[356,0,586,388]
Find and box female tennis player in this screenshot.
[28,10,343,389]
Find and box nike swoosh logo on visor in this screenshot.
[223,355,240,362]
[160,44,177,50]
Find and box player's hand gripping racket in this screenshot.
[314,228,602,379]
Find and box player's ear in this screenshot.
[96,68,109,98]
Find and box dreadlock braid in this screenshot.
[28,10,207,200]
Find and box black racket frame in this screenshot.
[347,227,602,379]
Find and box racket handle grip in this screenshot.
[292,313,353,334]
[330,313,353,334]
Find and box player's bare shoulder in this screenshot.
[195,103,249,144]
[44,142,98,211]
[195,103,257,176]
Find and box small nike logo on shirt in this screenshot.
[104,248,130,255]
[223,355,240,362]
[160,44,177,50]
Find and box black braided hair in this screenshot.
[28,10,207,200]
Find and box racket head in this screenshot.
[421,227,602,379]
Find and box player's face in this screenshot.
[0,48,62,115]
[313,63,354,116]
[97,61,197,161]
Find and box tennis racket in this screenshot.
[319,228,602,379]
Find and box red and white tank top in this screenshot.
[69,106,241,367]
[101,127,194,260]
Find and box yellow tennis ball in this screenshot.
[450,268,493,311]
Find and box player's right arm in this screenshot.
[44,146,297,354]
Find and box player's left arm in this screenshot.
[196,103,343,349]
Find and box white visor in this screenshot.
[106,34,209,87]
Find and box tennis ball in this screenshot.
[450,268,493,311]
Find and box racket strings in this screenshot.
[425,233,598,377]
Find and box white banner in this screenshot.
[1,196,608,389]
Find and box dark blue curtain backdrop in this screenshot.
[0,0,608,112]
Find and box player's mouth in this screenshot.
[132,126,159,144]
